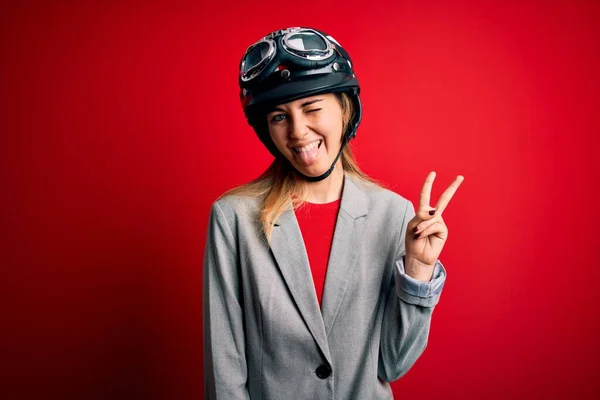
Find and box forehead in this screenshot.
[275,93,335,109]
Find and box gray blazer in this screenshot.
[203,174,446,400]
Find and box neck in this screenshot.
[297,161,344,204]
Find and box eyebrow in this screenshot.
[268,98,323,113]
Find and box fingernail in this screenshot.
[414,232,421,239]
[412,226,419,233]
[429,209,436,216]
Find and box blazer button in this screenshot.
[316,364,332,379]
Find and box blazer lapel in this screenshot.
[270,206,331,364]
[321,175,368,335]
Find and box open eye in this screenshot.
[270,114,287,123]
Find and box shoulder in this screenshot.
[207,188,267,238]
[205,188,269,252]
[347,176,413,216]
[367,183,411,209]
[211,192,261,223]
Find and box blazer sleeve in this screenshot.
[203,201,250,400]
[377,200,447,382]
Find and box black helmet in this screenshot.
[238,27,362,181]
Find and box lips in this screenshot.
[292,139,322,166]
[292,139,322,153]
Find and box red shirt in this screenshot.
[294,199,341,307]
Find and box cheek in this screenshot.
[322,119,344,147]
[268,127,287,151]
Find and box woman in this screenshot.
[203,27,464,399]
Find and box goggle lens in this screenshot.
[242,41,272,74]
[286,32,328,52]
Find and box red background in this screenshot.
[2,1,599,399]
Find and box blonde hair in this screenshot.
[221,92,379,241]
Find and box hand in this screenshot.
[404,171,464,281]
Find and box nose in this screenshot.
[288,114,309,139]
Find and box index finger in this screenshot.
[419,171,436,211]
[435,175,464,214]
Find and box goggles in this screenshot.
[240,27,339,82]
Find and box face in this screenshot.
[266,93,344,178]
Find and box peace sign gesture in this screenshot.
[404,171,464,281]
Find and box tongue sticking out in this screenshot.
[296,142,320,165]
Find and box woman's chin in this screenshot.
[290,161,329,178]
